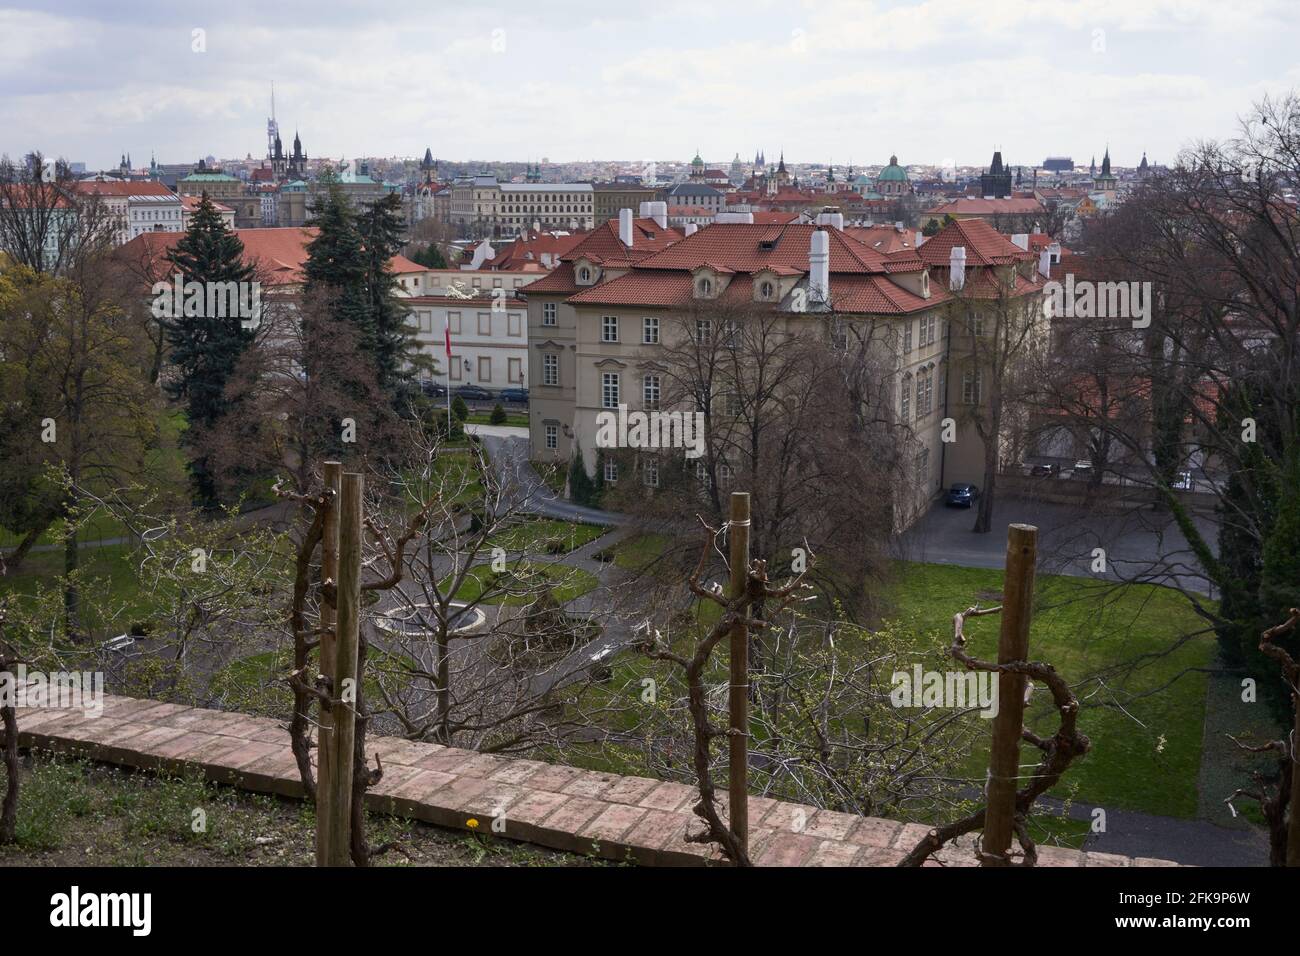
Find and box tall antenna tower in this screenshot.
[267,82,280,159]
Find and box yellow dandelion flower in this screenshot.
[466,818,479,829]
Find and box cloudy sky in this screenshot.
[2,0,1298,172]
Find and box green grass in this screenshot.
[440,560,599,607]
[888,562,1215,818]
[0,543,150,631]
[487,518,607,555]
[466,412,529,427]
[209,646,416,719]
[611,533,673,572]
[530,461,567,497]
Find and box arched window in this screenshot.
[697,277,713,297]
[759,280,774,300]
[578,266,592,283]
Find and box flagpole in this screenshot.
[444,314,453,436]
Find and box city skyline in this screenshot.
[3,0,1298,172]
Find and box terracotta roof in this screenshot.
[561,217,684,267]
[845,225,918,254]
[180,194,233,213]
[928,197,1046,217]
[918,217,1034,268]
[520,261,580,295]
[74,180,176,198]
[390,255,427,274]
[116,227,415,287]
[632,222,891,275]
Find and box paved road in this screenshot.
[899,494,1219,596]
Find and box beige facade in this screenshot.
[451,177,594,236]
[405,294,529,393]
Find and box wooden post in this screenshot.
[1288,698,1300,866]
[315,461,341,867]
[728,492,751,854]
[982,522,1037,864]
[322,471,363,866]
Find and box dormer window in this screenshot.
[697,277,713,297]
[759,280,775,300]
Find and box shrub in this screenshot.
[489,403,507,425]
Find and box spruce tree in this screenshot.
[357,193,416,398]
[163,192,256,509]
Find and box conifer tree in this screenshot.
[163,192,256,509]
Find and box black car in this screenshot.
[945,482,979,507]
[498,387,529,404]
[420,380,447,398]
[453,384,493,401]
[1028,463,1058,477]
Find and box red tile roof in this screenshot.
[73,180,176,198]
[918,217,1034,268]
[561,217,684,268]
[632,222,891,275]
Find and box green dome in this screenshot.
[877,154,908,182]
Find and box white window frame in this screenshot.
[643,316,659,344]
[602,372,620,409]
[543,353,559,386]
[542,302,557,326]
[602,315,619,343]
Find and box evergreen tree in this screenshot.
[357,193,416,398]
[568,448,596,506]
[412,243,448,269]
[163,192,256,508]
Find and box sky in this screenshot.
[2,0,1299,172]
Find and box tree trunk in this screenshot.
[0,671,18,844]
[0,525,46,574]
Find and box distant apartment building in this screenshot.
[592,183,661,223]
[403,290,531,392]
[450,176,594,236]
[180,194,235,231]
[177,170,244,203]
[73,179,182,245]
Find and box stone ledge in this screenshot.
[12,692,1179,867]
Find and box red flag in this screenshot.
[444,314,452,358]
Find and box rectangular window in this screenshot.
[602,315,619,343]
[962,369,983,405]
[450,355,462,381]
[643,457,659,488]
[542,302,557,326]
[509,357,522,383]
[449,311,462,334]
[478,312,491,335]
[478,357,491,382]
[900,378,911,420]
[643,316,659,344]
[604,460,618,483]
[542,353,558,386]
[602,372,620,409]
[545,424,558,449]
[508,312,521,336]
[644,374,660,410]
[970,311,986,337]
[695,319,712,344]
[903,320,913,352]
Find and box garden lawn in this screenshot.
[888,562,1215,819]
[488,518,607,555]
[440,560,599,607]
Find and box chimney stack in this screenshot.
[1038,249,1051,278]
[619,208,634,247]
[915,230,925,248]
[1011,233,1029,251]
[1048,242,1061,264]
[949,246,966,291]
[639,201,652,218]
[684,223,698,236]
[651,201,668,230]
[809,229,830,304]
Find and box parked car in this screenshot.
[945,482,979,508]
[1172,471,1194,491]
[420,380,447,398]
[453,384,493,401]
[1028,463,1059,478]
[1072,459,1094,478]
[498,387,529,404]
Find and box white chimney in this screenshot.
[814,211,844,231]
[470,239,494,271]
[894,220,904,231]
[1038,249,1051,278]
[1011,233,1029,251]
[915,231,925,248]
[1048,242,1061,264]
[809,229,830,304]
[949,246,966,291]
[684,223,698,236]
[540,252,553,269]
[639,201,652,218]
[619,208,634,247]
[532,220,540,232]
[715,211,754,224]
[651,201,668,230]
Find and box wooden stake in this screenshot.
[728,492,750,854]
[982,522,1037,864]
[323,471,363,867]
[1288,698,1300,866]
[315,461,341,867]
